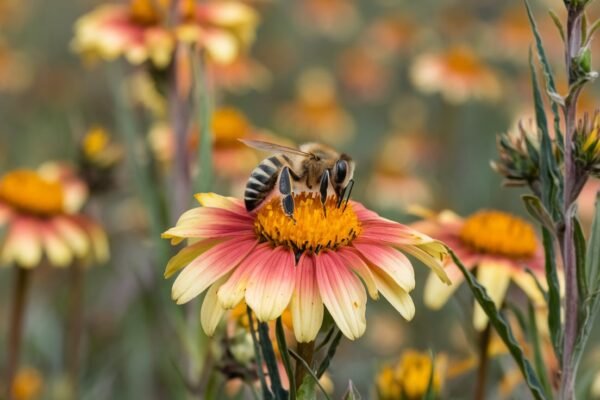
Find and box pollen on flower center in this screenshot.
[0,170,64,216]
[459,210,536,259]
[254,193,361,253]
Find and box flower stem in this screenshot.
[4,267,31,399]
[294,341,315,391]
[560,6,584,399]
[474,323,492,400]
[65,262,85,398]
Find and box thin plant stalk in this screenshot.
[65,262,85,398]
[4,267,31,399]
[560,6,584,399]
[294,341,315,391]
[474,323,492,400]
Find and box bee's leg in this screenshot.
[279,167,296,222]
[342,179,355,212]
[319,170,330,217]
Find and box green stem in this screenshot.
[474,323,492,400]
[65,263,85,398]
[4,268,31,400]
[246,307,272,400]
[258,322,287,399]
[275,318,295,399]
[294,341,315,391]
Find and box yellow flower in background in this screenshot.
[410,45,501,104]
[277,68,354,145]
[11,367,43,400]
[0,164,108,268]
[415,210,546,331]
[376,350,446,400]
[80,126,123,169]
[72,0,259,68]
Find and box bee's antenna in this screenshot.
[342,179,355,212]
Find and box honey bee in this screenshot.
[240,139,355,219]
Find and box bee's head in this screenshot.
[332,154,355,198]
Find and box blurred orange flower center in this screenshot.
[459,210,536,259]
[129,0,195,25]
[445,48,483,76]
[0,170,64,216]
[254,193,361,253]
[212,107,251,147]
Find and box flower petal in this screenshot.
[41,223,73,268]
[162,207,253,242]
[52,216,90,258]
[164,239,219,278]
[473,262,512,331]
[200,275,229,336]
[423,266,464,310]
[369,264,415,321]
[510,269,546,306]
[194,192,246,214]
[291,254,324,343]
[217,243,271,309]
[172,238,256,304]
[337,248,378,299]
[397,243,450,285]
[316,251,366,340]
[245,247,295,322]
[1,218,42,268]
[353,243,415,292]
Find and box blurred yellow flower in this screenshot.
[11,367,43,400]
[410,45,501,104]
[81,126,123,169]
[277,68,354,145]
[0,165,108,268]
[415,210,546,331]
[72,0,259,68]
[376,350,445,400]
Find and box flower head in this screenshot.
[376,349,445,400]
[72,0,259,68]
[492,120,541,187]
[163,192,449,342]
[0,165,108,268]
[11,367,43,400]
[416,209,545,331]
[574,111,600,177]
[410,45,501,104]
[78,126,123,193]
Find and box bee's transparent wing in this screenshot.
[238,139,311,156]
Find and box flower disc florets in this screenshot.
[254,193,361,253]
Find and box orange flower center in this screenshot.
[0,170,65,216]
[459,210,537,259]
[254,193,361,253]
[212,107,251,147]
[444,47,483,76]
[129,0,195,25]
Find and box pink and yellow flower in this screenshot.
[163,192,450,342]
[416,210,545,331]
[0,165,108,268]
[72,0,259,68]
[410,45,501,104]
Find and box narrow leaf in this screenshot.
[276,318,296,400]
[586,191,600,292]
[573,214,589,303]
[525,0,564,147]
[193,53,214,193]
[549,10,566,41]
[522,194,555,231]
[258,322,288,400]
[316,330,343,378]
[450,250,547,400]
[528,301,553,398]
[289,350,332,400]
[424,351,437,400]
[542,228,563,360]
[342,381,362,400]
[296,375,316,400]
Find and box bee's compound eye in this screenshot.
[334,160,348,183]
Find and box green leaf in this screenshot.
[525,0,564,148]
[258,322,288,400]
[586,192,600,293]
[549,10,566,42]
[246,308,274,400]
[523,194,555,231]
[296,375,316,400]
[573,213,589,303]
[450,250,547,400]
[342,381,361,400]
[276,318,296,400]
[289,350,332,400]
[528,301,554,399]
[542,228,563,360]
[316,330,343,378]
[529,51,562,220]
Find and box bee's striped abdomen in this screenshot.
[244,156,282,211]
